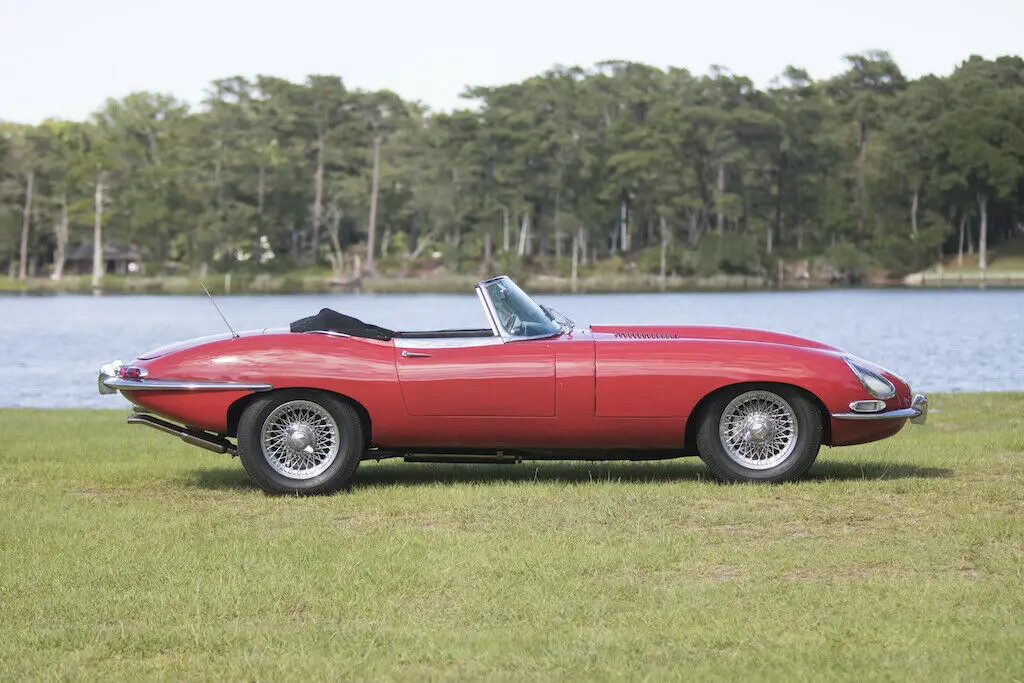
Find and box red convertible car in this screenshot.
[99,275,927,494]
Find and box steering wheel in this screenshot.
[501,311,523,335]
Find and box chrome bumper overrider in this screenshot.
[98,360,273,395]
[831,394,928,425]
[98,360,124,394]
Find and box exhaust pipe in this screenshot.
[128,413,236,455]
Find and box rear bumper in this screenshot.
[97,359,273,395]
[831,393,928,425]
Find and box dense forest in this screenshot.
[2,51,1024,285]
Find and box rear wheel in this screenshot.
[696,386,822,483]
[237,390,364,495]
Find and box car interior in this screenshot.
[290,277,567,342]
[290,308,495,341]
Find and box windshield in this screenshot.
[483,278,561,339]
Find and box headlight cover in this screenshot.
[844,356,897,399]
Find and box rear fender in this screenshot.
[130,333,401,437]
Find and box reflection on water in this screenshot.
[0,288,1020,408]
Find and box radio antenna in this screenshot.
[200,281,239,338]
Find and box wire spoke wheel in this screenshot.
[259,400,342,480]
[718,390,799,470]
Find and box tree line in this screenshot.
[2,51,1024,285]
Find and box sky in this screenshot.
[1,0,1022,123]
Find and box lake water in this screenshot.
[1,289,1021,409]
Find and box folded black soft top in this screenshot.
[291,308,496,341]
[290,308,395,341]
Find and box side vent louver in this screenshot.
[613,331,678,340]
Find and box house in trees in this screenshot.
[65,243,143,276]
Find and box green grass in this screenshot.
[930,237,1024,274]
[989,256,1024,272]
[2,394,1023,680]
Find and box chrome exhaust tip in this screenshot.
[127,413,236,455]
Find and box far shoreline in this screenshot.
[3,271,1024,296]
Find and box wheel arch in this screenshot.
[226,388,373,444]
[683,381,831,454]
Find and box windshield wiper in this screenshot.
[541,304,575,332]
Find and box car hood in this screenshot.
[589,324,839,351]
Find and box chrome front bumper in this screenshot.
[831,393,928,424]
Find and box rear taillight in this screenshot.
[117,366,148,380]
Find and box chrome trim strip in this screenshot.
[476,286,502,337]
[506,331,565,342]
[314,327,504,349]
[309,330,352,339]
[394,336,503,349]
[831,407,919,421]
[477,282,512,341]
[832,394,928,423]
[102,377,274,392]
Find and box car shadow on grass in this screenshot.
[191,459,952,491]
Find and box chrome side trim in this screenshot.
[505,331,564,342]
[102,377,274,392]
[394,336,502,349]
[312,328,505,349]
[831,407,919,421]
[308,330,352,339]
[832,394,928,424]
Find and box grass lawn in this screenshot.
[934,236,1024,273]
[1,394,1022,680]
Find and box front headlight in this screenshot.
[844,356,897,399]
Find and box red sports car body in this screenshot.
[99,276,927,494]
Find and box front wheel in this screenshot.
[696,386,822,483]
[237,390,364,495]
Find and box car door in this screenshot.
[395,339,556,417]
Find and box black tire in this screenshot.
[696,385,822,483]
[237,390,364,495]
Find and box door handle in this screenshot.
[401,350,432,358]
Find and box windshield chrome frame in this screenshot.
[475,286,502,338]
[474,275,563,342]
